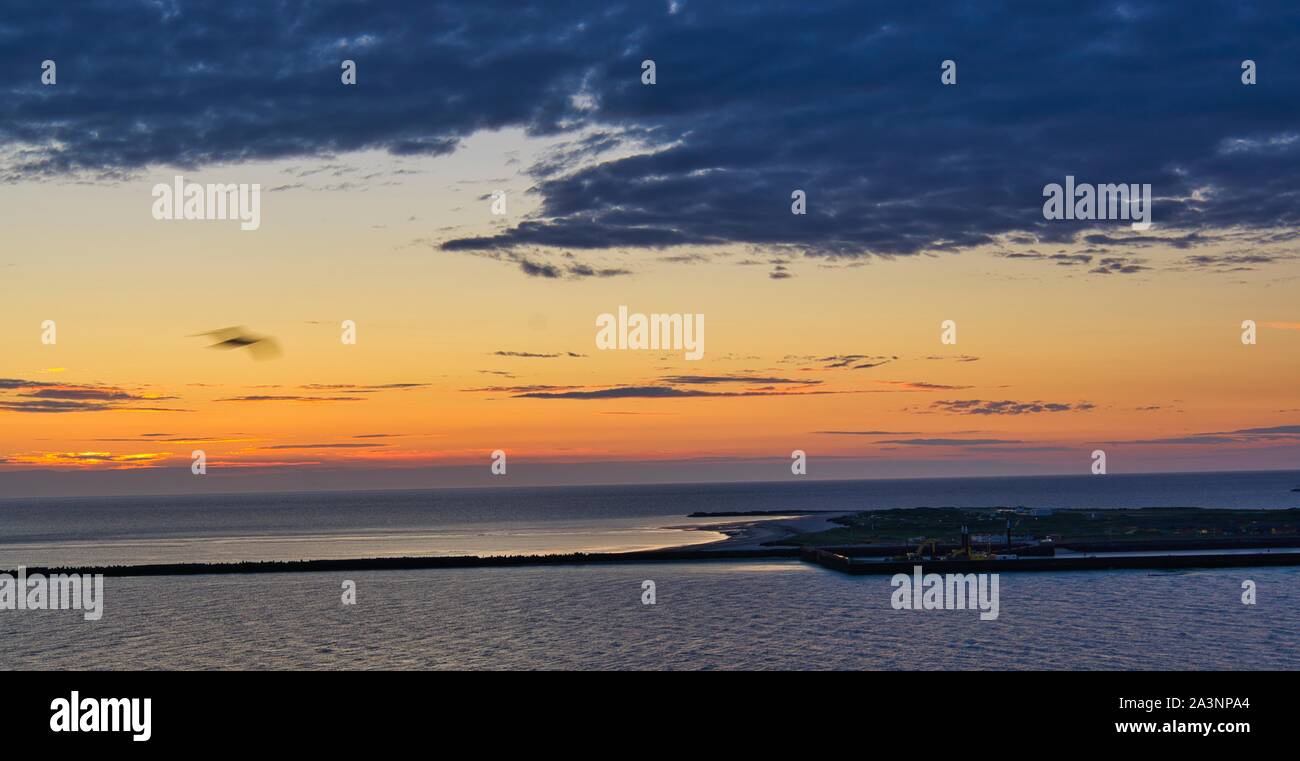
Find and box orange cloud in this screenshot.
[6,451,173,469]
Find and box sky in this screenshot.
[2,1,1299,497]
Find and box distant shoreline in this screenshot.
[10,543,1300,579]
[0,513,840,577]
[8,506,1300,578]
[10,526,1300,579]
[7,548,802,578]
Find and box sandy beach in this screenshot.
[670,512,853,551]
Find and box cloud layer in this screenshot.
[4,1,1299,266]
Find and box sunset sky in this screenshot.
[2,1,1299,497]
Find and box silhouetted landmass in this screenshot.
[9,548,799,578]
[774,506,1300,547]
[9,507,1300,579]
[805,547,1300,575]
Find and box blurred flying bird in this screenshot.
[192,326,282,360]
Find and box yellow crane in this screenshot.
[946,524,994,560]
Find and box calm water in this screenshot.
[2,472,1298,670]
[2,562,1296,670]
[2,471,1298,567]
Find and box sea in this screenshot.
[2,471,1299,669]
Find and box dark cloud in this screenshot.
[930,399,1096,415]
[513,385,840,399]
[1180,252,1293,271]
[262,443,386,449]
[215,395,364,403]
[1089,257,1149,275]
[463,384,582,393]
[19,387,138,401]
[783,354,896,370]
[94,435,235,443]
[657,252,714,264]
[564,263,634,279]
[0,379,182,413]
[0,399,120,413]
[658,375,816,385]
[879,438,1027,446]
[519,259,563,278]
[1118,435,1242,445]
[1231,424,1300,434]
[5,2,1296,266]
[437,245,637,279]
[1117,424,1300,445]
[1082,233,1209,249]
[435,3,1300,260]
[1000,252,1094,266]
[298,383,429,392]
[492,351,586,358]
